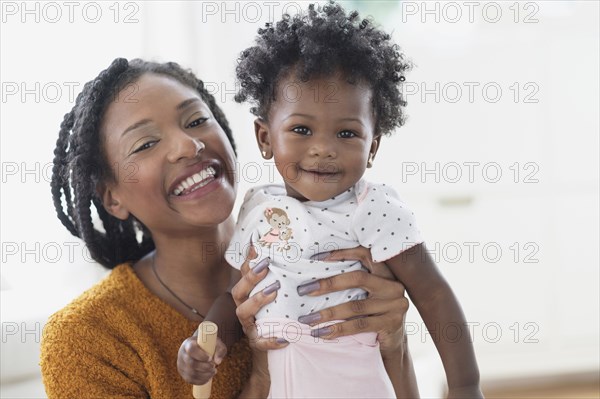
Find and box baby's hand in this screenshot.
[177,333,227,385]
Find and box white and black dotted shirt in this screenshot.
[225,179,424,320]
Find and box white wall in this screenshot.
[1,1,598,396]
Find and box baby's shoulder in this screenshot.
[356,180,405,205]
[241,184,286,205]
[352,180,417,224]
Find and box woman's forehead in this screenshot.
[123,73,201,107]
[101,74,204,136]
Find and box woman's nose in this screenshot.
[166,131,204,163]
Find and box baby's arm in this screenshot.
[386,243,483,398]
[177,269,242,385]
[203,268,245,348]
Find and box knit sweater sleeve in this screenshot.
[40,308,148,398]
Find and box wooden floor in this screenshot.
[484,381,600,399]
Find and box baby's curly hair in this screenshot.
[235,1,411,136]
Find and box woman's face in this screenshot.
[100,73,237,236]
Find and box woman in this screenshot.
[41,58,418,398]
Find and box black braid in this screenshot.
[50,58,236,269]
[52,110,78,237]
[235,0,412,136]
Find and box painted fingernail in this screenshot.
[298,312,321,325]
[297,281,320,296]
[310,326,332,338]
[276,337,289,344]
[253,257,270,274]
[262,280,281,295]
[310,251,332,261]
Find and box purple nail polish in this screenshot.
[297,281,320,296]
[298,312,321,325]
[310,251,332,261]
[310,326,332,338]
[253,257,270,274]
[262,280,281,295]
[276,337,289,344]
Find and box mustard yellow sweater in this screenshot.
[40,264,252,399]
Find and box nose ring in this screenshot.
[194,138,205,155]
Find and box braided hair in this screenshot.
[51,58,236,269]
[235,0,411,136]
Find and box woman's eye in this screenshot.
[187,117,208,128]
[292,126,311,135]
[338,130,357,138]
[132,140,158,154]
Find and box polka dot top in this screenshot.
[225,179,424,320]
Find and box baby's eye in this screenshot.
[132,140,158,154]
[292,126,311,135]
[187,117,208,128]
[338,130,357,138]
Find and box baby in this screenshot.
[225,2,482,398]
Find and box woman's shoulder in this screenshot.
[42,262,195,346]
[39,263,166,398]
[44,264,137,330]
[41,262,171,351]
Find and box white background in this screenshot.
[1,1,599,397]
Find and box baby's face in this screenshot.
[258,72,379,202]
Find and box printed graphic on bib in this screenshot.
[258,208,294,252]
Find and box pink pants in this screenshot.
[257,318,396,398]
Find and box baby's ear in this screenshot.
[254,118,273,159]
[97,181,130,221]
[367,135,382,167]
[370,135,382,157]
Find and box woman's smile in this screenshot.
[169,163,226,202]
[169,160,219,196]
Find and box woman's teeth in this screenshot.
[173,166,216,196]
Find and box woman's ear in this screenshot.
[97,182,130,221]
[254,118,273,159]
[367,135,382,168]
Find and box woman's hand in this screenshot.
[230,246,289,397]
[230,247,289,352]
[303,246,420,398]
[177,332,227,385]
[300,246,409,357]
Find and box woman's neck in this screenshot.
[135,216,235,320]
